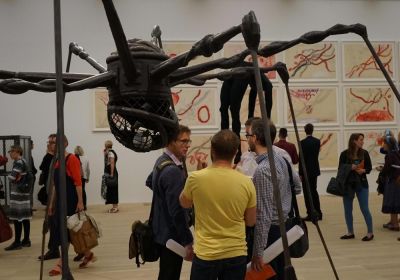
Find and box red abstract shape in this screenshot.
[355,110,393,122]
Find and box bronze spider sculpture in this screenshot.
[1,1,398,154]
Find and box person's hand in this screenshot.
[251,255,264,271]
[376,166,383,172]
[184,244,194,261]
[76,201,84,212]
[196,158,207,170]
[85,179,89,183]
[352,164,358,171]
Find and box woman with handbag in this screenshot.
[3,145,32,251]
[48,135,96,276]
[339,133,374,242]
[379,132,400,232]
[103,140,119,213]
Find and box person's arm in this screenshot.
[86,159,90,182]
[244,206,256,226]
[251,169,272,271]
[179,191,193,209]
[161,167,193,246]
[68,155,84,212]
[48,183,56,216]
[109,156,115,177]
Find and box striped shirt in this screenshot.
[252,151,292,257]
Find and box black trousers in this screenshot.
[303,176,322,217]
[157,244,183,280]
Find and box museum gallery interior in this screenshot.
[1,0,400,279]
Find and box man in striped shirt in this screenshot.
[247,119,292,280]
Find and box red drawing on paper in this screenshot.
[346,44,393,78]
[349,88,394,122]
[172,88,212,124]
[288,43,335,78]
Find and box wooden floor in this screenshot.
[1,194,400,280]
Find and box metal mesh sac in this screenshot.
[107,96,178,152]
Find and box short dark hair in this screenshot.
[211,129,240,162]
[304,123,314,135]
[245,117,261,127]
[251,119,277,147]
[279,128,288,138]
[167,125,191,144]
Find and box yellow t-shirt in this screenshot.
[183,166,256,260]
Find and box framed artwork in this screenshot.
[171,85,219,129]
[342,41,395,81]
[284,42,337,81]
[288,130,339,170]
[284,86,338,126]
[163,41,217,74]
[93,88,110,131]
[186,134,212,172]
[223,41,280,81]
[344,86,396,125]
[344,129,393,167]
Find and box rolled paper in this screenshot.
[166,224,304,267]
[166,239,186,258]
[247,225,304,270]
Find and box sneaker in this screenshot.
[21,240,31,247]
[4,242,22,251]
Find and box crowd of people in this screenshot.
[2,122,400,279]
[2,134,119,276]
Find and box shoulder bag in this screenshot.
[283,158,309,258]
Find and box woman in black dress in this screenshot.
[104,140,118,213]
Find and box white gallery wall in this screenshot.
[0,0,399,206]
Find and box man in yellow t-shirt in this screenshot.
[180,129,256,280]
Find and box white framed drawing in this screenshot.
[93,88,110,131]
[284,86,339,126]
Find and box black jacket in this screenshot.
[338,149,372,189]
[299,135,321,178]
[146,153,193,247]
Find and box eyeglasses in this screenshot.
[177,139,192,145]
[245,133,254,139]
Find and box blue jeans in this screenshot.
[343,187,373,233]
[190,255,247,280]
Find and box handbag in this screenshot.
[69,212,99,254]
[0,205,12,243]
[105,174,118,188]
[283,158,309,258]
[326,177,344,196]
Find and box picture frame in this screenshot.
[284,41,338,81]
[288,129,340,170]
[343,85,396,125]
[342,41,395,81]
[93,88,110,131]
[171,84,219,130]
[284,86,339,126]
